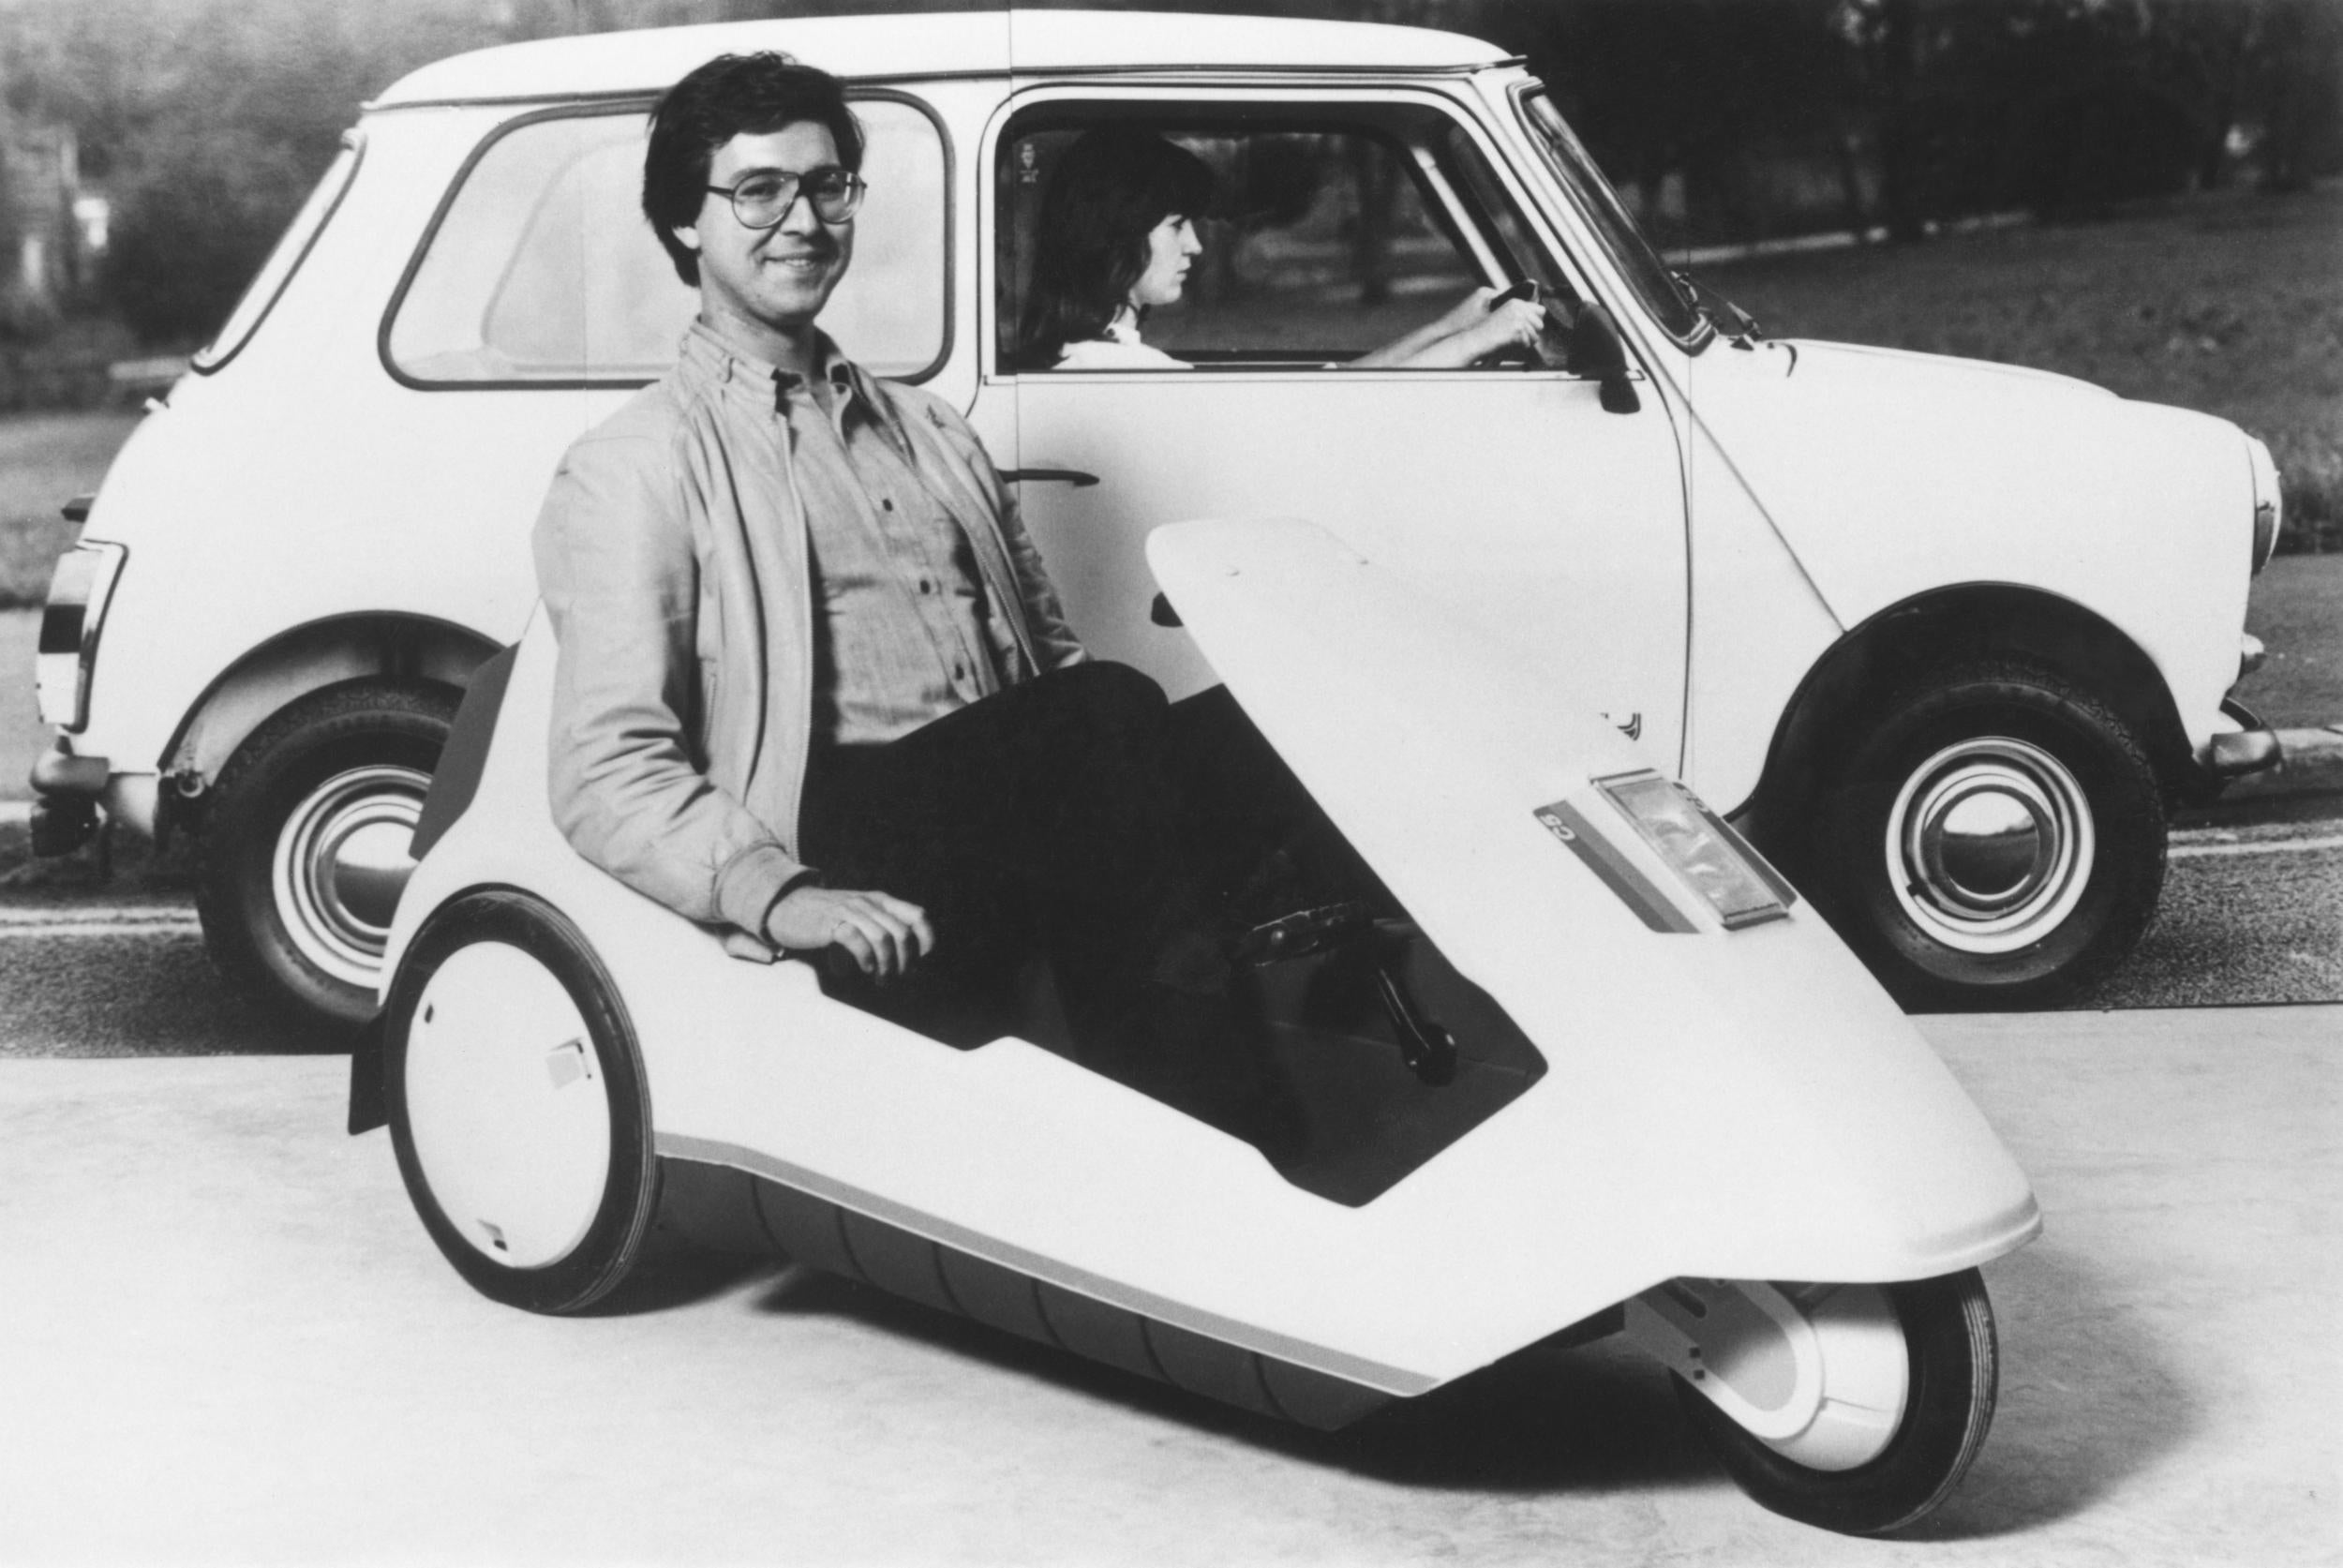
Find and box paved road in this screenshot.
[2072,816,2343,1009]
[0,813,2336,1056]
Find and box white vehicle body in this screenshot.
[33,9,2282,1023]
[369,518,2040,1532]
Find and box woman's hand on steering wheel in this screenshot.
[1480,283,1578,369]
[1458,294,1551,364]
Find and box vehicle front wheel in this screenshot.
[1673,1271,2000,1536]
[195,679,457,1030]
[384,889,658,1314]
[1810,660,2165,1010]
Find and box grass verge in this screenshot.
[0,410,143,607]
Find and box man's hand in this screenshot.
[764,885,934,980]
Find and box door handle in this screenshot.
[1003,468,1099,487]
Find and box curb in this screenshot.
[2217,726,2343,802]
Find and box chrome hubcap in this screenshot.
[273,764,430,987]
[1886,738,2094,955]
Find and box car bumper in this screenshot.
[2193,726,2287,783]
[2189,634,2286,793]
[27,740,158,854]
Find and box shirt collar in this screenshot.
[679,320,885,435]
[1105,306,1145,347]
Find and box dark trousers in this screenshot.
[798,663,1308,1146]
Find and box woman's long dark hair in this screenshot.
[1014,129,1214,368]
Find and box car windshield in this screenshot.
[1515,87,1704,347]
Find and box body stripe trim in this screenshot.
[654,1129,1440,1396]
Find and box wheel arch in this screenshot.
[1736,584,2191,845]
[160,612,500,821]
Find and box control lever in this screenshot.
[1231,902,1459,1085]
[1368,958,1459,1086]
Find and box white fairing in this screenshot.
[388,525,2037,1397]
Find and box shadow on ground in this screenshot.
[669,1237,2189,1530]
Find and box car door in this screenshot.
[983,86,1690,768]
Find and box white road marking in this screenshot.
[0,923,206,937]
[2169,833,2343,859]
[0,906,203,938]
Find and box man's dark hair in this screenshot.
[643,52,865,286]
[1013,129,1215,369]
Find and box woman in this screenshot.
[1014,127,1546,371]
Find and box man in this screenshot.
[532,52,1297,1147]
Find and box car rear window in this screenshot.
[385,97,948,387]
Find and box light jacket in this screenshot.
[532,324,1085,941]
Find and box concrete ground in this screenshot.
[0,1008,2336,1566]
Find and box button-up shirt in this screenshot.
[783,351,1004,744]
[532,322,1085,941]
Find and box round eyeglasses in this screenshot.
[706,167,867,229]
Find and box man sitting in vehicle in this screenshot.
[531,51,1300,1149]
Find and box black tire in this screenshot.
[1677,1270,1999,1536]
[195,679,458,1030]
[383,889,658,1314]
[1809,659,2165,1010]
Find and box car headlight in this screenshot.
[2246,435,2282,575]
[1535,769,1797,932]
[37,540,128,731]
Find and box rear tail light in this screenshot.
[2246,436,2282,575]
[37,541,128,731]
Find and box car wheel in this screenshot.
[1812,659,2164,1009]
[383,889,658,1314]
[1674,1271,1999,1536]
[195,679,457,1029]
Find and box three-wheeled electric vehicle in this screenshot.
[361,518,2042,1536]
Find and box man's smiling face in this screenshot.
[677,121,856,351]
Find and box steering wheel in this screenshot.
[1485,279,1579,371]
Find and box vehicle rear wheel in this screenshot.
[384,889,657,1314]
[1674,1271,1999,1536]
[1811,660,2164,1009]
[195,679,457,1030]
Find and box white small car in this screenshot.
[31,9,2284,1027]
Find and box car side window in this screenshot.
[998,101,1577,371]
[386,97,948,387]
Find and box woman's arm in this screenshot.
[1343,285,1546,369]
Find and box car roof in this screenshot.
[372,8,1514,107]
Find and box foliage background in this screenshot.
[3,0,2335,346]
